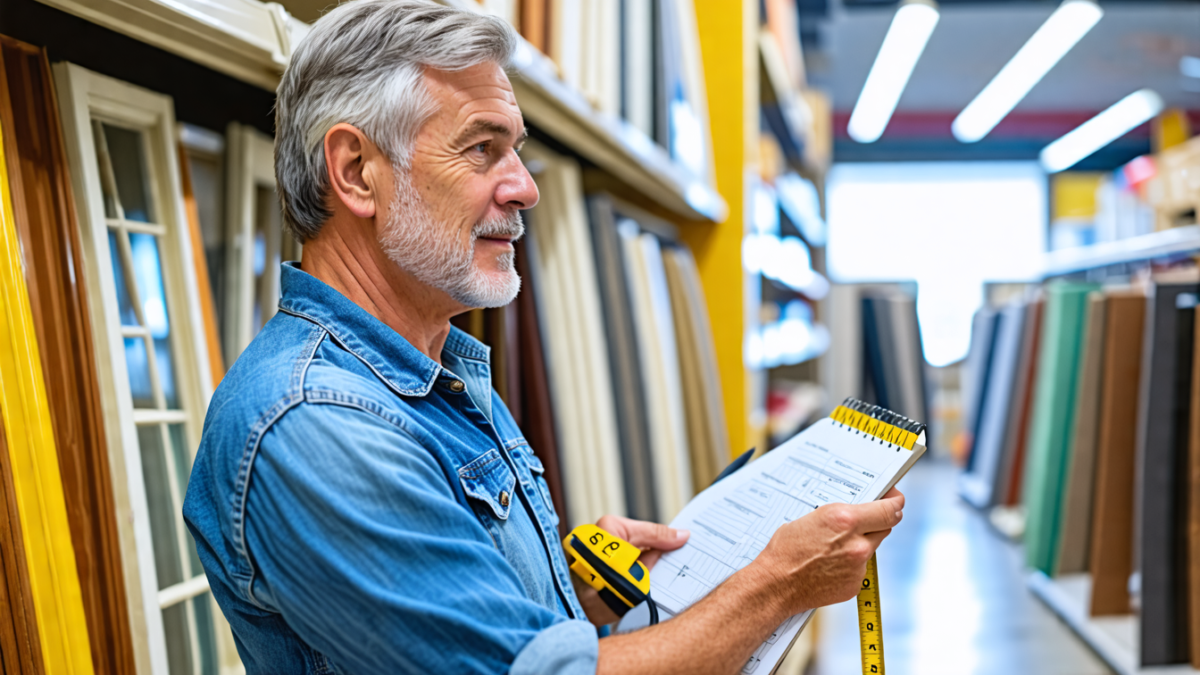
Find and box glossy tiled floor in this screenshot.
[809,459,1113,675]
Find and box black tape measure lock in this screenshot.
[563,524,658,625]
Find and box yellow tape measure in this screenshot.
[857,553,884,674]
[831,398,925,675]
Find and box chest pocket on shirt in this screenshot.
[518,449,559,528]
[458,449,516,521]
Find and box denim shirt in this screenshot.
[183,263,596,674]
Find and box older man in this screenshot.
[183,1,904,673]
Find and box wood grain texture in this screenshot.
[1088,291,1145,616]
[0,37,134,674]
[0,410,42,675]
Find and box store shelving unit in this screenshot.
[1043,225,1200,278]
[994,222,1200,675]
[505,40,726,223]
[1027,572,1199,675]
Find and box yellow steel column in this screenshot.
[684,0,760,458]
[0,107,95,673]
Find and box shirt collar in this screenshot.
[276,262,490,397]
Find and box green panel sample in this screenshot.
[1022,282,1100,574]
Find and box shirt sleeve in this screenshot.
[242,401,599,674]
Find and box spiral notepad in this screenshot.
[617,397,926,674]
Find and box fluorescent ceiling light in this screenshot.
[1182,55,1200,79]
[953,0,1102,143]
[1040,89,1164,173]
[847,0,940,144]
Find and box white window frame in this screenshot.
[222,122,295,362]
[53,62,230,675]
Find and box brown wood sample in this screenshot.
[178,142,226,385]
[1088,290,1146,616]
[520,0,548,54]
[1004,297,1044,506]
[1057,292,1107,575]
[0,36,134,673]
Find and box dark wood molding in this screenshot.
[0,35,136,674]
[0,413,42,675]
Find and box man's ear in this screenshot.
[324,123,379,219]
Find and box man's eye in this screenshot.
[471,142,489,154]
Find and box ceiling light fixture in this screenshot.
[1040,89,1163,173]
[1182,55,1200,79]
[847,0,940,144]
[952,0,1103,144]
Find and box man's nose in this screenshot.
[495,153,539,211]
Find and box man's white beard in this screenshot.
[380,168,523,308]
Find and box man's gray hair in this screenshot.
[275,0,518,241]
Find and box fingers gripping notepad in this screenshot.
[617,399,926,674]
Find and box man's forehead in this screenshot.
[423,63,523,132]
[424,63,518,105]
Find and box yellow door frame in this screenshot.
[0,103,95,675]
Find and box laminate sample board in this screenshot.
[1002,297,1044,507]
[1056,292,1107,576]
[959,301,1025,509]
[513,233,569,534]
[1088,290,1146,616]
[619,222,693,521]
[961,306,1001,470]
[522,142,626,526]
[586,194,656,522]
[662,244,729,492]
[620,0,654,138]
[1024,282,1099,575]
[1135,273,1198,666]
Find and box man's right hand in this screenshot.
[596,486,906,675]
[753,487,905,614]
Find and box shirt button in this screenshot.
[499,491,510,507]
[448,380,465,393]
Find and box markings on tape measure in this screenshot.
[858,553,884,675]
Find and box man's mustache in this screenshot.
[472,211,525,242]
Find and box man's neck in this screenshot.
[300,222,462,365]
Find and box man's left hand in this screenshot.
[570,515,690,626]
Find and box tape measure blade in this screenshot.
[857,553,884,675]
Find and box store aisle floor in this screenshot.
[808,458,1112,675]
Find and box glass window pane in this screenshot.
[252,185,282,335]
[92,122,120,220]
[162,590,221,675]
[108,230,139,327]
[168,424,202,576]
[125,337,155,409]
[162,601,194,675]
[193,591,218,675]
[138,424,183,590]
[102,124,155,223]
[129,233,180,409]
